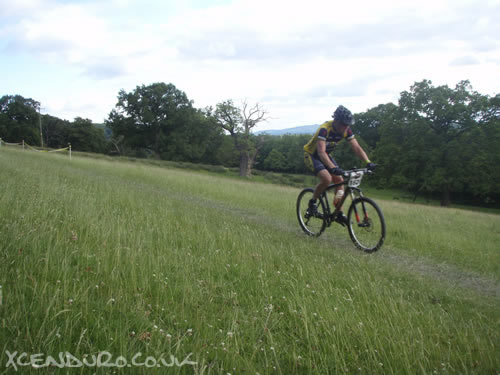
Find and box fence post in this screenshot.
[0,138,2,148]
[22,140,25,150]
[69,143,72,159]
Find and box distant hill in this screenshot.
[255,124,318,136]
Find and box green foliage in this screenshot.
[373,80,497,205]
[41,114,71,148]
[212,100,268,176]
[468,94,500,198]
[333,135,372,170]
[0,95,108,153]
[213,134,240,167]
[263,149,286,171]
[0,94,40,145]
[106,84,224,163]
[353,103,398,149]
[106,83,192,157]
[2,79,499,206]
[256,133,311,174]
[67,117,107,153]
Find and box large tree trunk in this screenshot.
[238,148,259,177]
[239,151,251,177]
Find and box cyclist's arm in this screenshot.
[348,138,370,163]
[317,140,337,169]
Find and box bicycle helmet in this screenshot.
[333,105,355,126]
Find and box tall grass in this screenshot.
[0,148,498,374]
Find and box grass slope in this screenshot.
[0,148,498,374]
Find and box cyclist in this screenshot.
[303,105,376,225]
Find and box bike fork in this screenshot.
[350,192,369,226]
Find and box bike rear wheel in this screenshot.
[297,188,327,237]
[347,197,385,252]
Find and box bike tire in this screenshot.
[296,188,327,237]
[347,197,385,252]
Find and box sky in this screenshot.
[0,0,499,132]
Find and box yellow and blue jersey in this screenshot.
[303,120,354,156]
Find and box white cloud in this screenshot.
[0,0,499,129]
[450,56,481,66]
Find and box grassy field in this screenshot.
[0,147,498,374]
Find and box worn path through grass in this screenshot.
[0,148,498,374]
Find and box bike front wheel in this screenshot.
[347,197,385,252]
[297,188,327,237]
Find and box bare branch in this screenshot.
[241,100,268,131]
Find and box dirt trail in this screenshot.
[197,194,500,300]
[372,249,499,299]
[125,179,500,300]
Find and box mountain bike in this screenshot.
[296,168,386,252]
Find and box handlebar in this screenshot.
[343,168,373,178]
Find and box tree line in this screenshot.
[1,80,498,206]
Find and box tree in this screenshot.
[263,149,286,171]
[255,133,313,174]
[0,95,40,145]
[213,135,240,167]
[67,117,107,153]
[464,94,500,203]
[334,135,372,170]
[159,107,224,163]
[376,80,491,206]
[41,114,71,149]
[106,83,193,158]
[354,103,398,149]
[213,100,268,177]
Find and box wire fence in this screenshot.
[0,138,72,158]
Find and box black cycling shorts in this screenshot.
[304,152,338,175]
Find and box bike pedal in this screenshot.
[334,214,349,226]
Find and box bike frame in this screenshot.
[319,179,365,226]
[297,167,384,251]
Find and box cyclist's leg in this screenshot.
[330,156,345,207]
[314,169,332,200]
[304,152,332,200]
[332,175,345,207]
